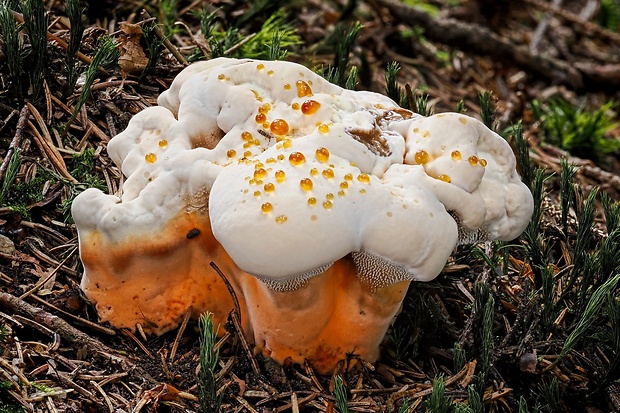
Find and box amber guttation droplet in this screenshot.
[145,153,157,163]
[422,130,430,138]
[479,158,488,167]
[308,197,317,206]
[326,193,334,200]
[344,173,353,181]
[243,150,252,158]
[277,154,285,161]
[227,149,236,158]
[275,215,287,224]
[257,63,265,70]
[158,140,168,148]
[310,168,318,176]
[459,117,468,124]
[218,74,225,80]
[315,147,329,163]
[322,169,334,179]
[323,200,333,209]
[414,150,429,165]
[300,178,313,191]
[264,183,275,193]
[266,157,276,164]
[359,189,366,194]
[255,113,266,123]
[261,202,272,213]
[318,124,329,134]
[243,142,251,149]
[340,181,348,189]
[262,122,270,129]
[357,173,370,184]
[267,70,274,76]
[259,103,271,114]
[275,170,286,182]
[284,84,291,90]
[254,169,267,180]
[289,152,306,165]
[291,103,300,110]
[242,132,253,141]
[283,139,292,149]
[271,119,290,135]
[437,174,452,183]
[301,100,321,115]
[296,80,312,98]
[468,155,479,165]
[451,150,461,161]
[254,191,261,197]
[338,190,345,197]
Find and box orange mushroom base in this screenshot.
[79,208,409,374]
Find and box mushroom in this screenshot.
[72,58,533,373]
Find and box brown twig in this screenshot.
[0,105,29,183]
[140,9,188,66]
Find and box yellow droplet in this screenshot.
[271,119,290,135]
[326,193,334,200]
[291,102,300,110]
[266,157,276,164]
[227,149,236,158]
[249,179,257,185]
[338,190,346,197]
[267,70,274,76]
[254,191,261,197]
[413,127,420,133]
[308,197,317,206]
[357,173,370,184]
[422,130,430,138]
[318,124,329,134]
[218,74,225,80]
[414,150,429,165]
[264,183,275,193]
[257,63,265,70]
[242,132,253,141]
[259,104,271,114]
[283,139,292,149]
[300,178,313,191]
[145,153,157,163]
[284,84,291,90]
[277,154,285,161]
[275,170,286,183]
[262,122,270,129]
[451,150,461,161]
[254,169,267,181]
[479,158,488,167]
[275,215,287,224]
[459,117,468,124]
[323,200,333,209]
[468,155,479,165]
[261,202,272,213]
[437,174,452,183]
[158,140,168,148]
[243,150,252,158]
[310,168,318,176]
[301,100,321,115]
[340,181,349,189]
[255,113,266,123]
[296,80,313,98]
[243,142,252,149]
[359,189,366,194]
[344,173,353,181]
[289,152,306,165]
[322,169,334,179]
[315,147,330,163]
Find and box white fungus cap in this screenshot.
[73,58,533,291]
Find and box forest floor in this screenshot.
[0,0,619,412]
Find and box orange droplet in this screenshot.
[308,197,317,206]
[261,202,272,213]
[254,169,267,180]
[310,168,318,176]
[323,200,333,209]
[277,154,285,161]
[344,173,353,181]
[264,183,275,193]
[468,155,479,165]
[275,170,286,182]
[301,100,321,115]
[340,181,349,189]
[296,80,313,98]
[284,84,291,90]
[255,113,266,123]
[158,140,168,148]
[414,150,429,165]
[300,178,313,191]
[322,169,334,179]
[253,191,261,197]
[479,158,488,167]
[257,63,265,70]
[267,70,274,76]
[437,174,451,183]
[357,173,370,184]
[242,132,253,141]
[326,193,334,200]
[270,119,290,135]
[145,153,157,163]
[217,74,225,80]
[289,152,306,165]
[291,102,300,110]
[315,147,330,163]
[258,103,271,114]
[227,149,236,158]
[338,190,346,197]
[243,150,252,158]
[451,150,461,161]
